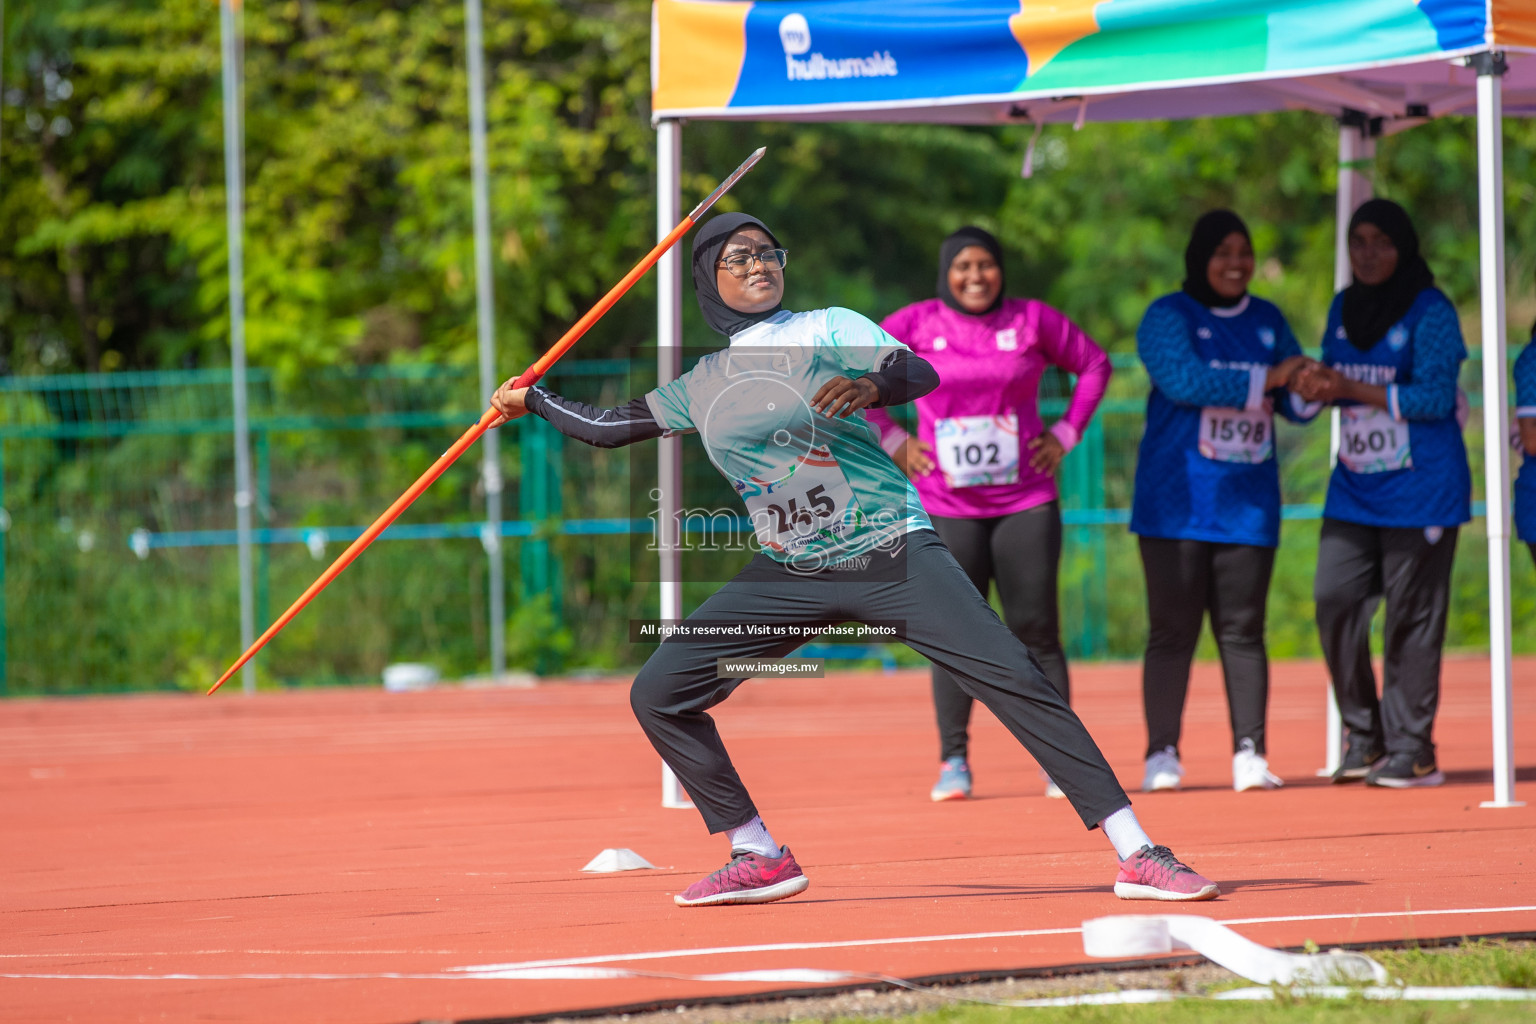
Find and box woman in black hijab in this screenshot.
[864,225,1112,802]
[490,212,1217,908]
[1129,209,1313,796]
[1294,198,1470,790]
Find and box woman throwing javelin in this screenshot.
[490,212,1217,907]
[865,226,1111,802]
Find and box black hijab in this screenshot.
[691,212,784,337]
[937,226,1006,316]
[1181,209,1250,309]
[1341,198,1436,351]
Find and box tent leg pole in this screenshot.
[656,118,693,811]
[1319,117,1375,776]
[1472,53,1521,809]
[466,0,506,678]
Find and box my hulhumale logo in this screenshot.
[778,13,898,81]
[779,13,811,55]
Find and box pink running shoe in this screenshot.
[1114,844,1220,901]
[673,847,809,907]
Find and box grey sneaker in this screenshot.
[1142,746,1183,792]
[930,756,971,801]
[1331,737,1385,784]
[1366,752,1444,788]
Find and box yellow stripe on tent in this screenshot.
[654,0,751,113]
[1011,0,1102,75]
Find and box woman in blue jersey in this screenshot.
[1130,210,1312,794]
[1292,198,1470,789]
[489,213,1217,908]
[1516,333,1536,567]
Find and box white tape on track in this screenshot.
[1082,915,1388,985]
[7,904,1536,1007]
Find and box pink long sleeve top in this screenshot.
[866,297,1111,519]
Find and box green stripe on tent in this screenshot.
[1018,12,1268,93]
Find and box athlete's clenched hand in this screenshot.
[811,376,880,419]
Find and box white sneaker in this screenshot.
[1040,769,1065,799]
[1232,739,1283,792]
[1142,746,1183,792]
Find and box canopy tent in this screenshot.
[654,0,1536,122]
[648,0,1532,807]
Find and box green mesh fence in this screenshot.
[2,354,1531,695]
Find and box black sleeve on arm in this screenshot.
[523,386,666,449]
[860,349,939,408]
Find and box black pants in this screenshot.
[630,530,1129,834]
[1138,536,1276,757]
[1314,518,1458,760]
[929,503,1068,762]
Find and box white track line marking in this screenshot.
[455,903,1536,973]
[4,904,1532,982]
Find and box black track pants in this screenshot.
[629,529,1130,834]
[1314,518,1458,760]
[1138,536,1276,757]
[928,503,1068,762]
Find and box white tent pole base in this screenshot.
[656,118,691,810]
[1319,118,1374,776]
[1472,52,1519,810]
[662,762,694,809]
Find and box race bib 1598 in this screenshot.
[1198,406,1274,464]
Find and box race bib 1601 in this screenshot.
[1338,406,1412,473]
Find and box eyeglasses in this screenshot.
[716,248,789,277]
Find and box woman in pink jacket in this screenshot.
[867,226,1111,801]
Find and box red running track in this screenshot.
[3,657,1534,1023]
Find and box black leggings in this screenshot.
[929,503,1068,762]
[1138,536,1276,757]
[629,530,1130,834]
[1314,519,1458,759]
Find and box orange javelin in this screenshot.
[207,147,767,695]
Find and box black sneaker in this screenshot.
[1366,752,1444,788]
[1330,736,1384,783]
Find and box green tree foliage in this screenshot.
[4,1,1536,688]
[2,0,654,376]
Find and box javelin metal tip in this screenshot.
[688,146,768,221]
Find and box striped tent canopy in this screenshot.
[653,0,1536,124]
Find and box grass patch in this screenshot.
[850,1005,1536,1023]
[1372,939,1536,989]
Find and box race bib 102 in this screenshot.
[934,414,1020,487]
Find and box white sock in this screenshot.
[1100,805,1153,860]
[726,815,782,858]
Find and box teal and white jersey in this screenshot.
[645,307,932,570]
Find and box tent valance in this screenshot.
[653,0,1536,123]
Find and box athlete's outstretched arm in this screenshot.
[491,384,668,449]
